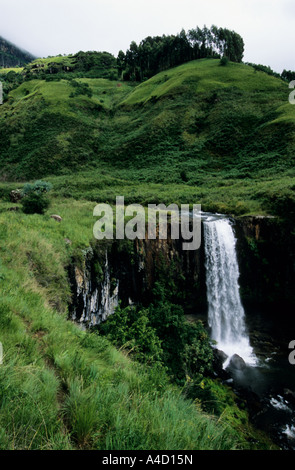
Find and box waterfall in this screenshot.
[203,217,256,367]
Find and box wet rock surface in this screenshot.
[229,354,247,371]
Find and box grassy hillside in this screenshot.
[23,51,118,79]
[0,57,289,450]
[0,199,276,450]
[0,58,294,215]
[121,58,286,103]
[0,67,23,75]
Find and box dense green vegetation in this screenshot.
[0,198,275,450]
[0,57,294,217]
[0,31,294,450]
[23,51,118,81]
[98,283,214,384]
[20,179,52,214]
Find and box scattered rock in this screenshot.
[213,348,228,368]
[64,238,72,245]
[224,378,234,384]
[50,215,62,222]
[229,354,247,370]
[212,349,230,379]
[8,206,20,212]
[215,348,228,364]
[9,189,22,203]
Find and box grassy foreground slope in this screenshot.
[0,58,294,216]
[0,58,286,450]
[0,200,275,450]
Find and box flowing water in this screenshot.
[203,216,256,367]
[202,213,295,449]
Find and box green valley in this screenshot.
[0,58,294,217]
[0,26,295,452]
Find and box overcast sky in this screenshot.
[0,0,294,73]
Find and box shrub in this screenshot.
[21,192,50,214]
[69,80,93,98]
[99,282,213,385]
[22,180,53,197]
[220,56,229,66]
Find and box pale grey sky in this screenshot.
[0,0,294,73]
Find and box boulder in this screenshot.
[229,354,246,370]
[213,348,228,369]
[50,215,62,223]
[9,189,22,203]
[215,349,228,364]
[212,349,230,379]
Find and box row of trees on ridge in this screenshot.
[117,25,245,81]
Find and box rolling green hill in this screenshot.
[0,58,294,216]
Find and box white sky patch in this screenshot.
[0,0,293,73]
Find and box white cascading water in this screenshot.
[203,217,256,367]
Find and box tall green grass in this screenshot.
[0,203,248,450]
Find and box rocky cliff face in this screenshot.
[235,216,295,313]
[70,247,119,327]
[68,229,206,328]
[68,216,295,328]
